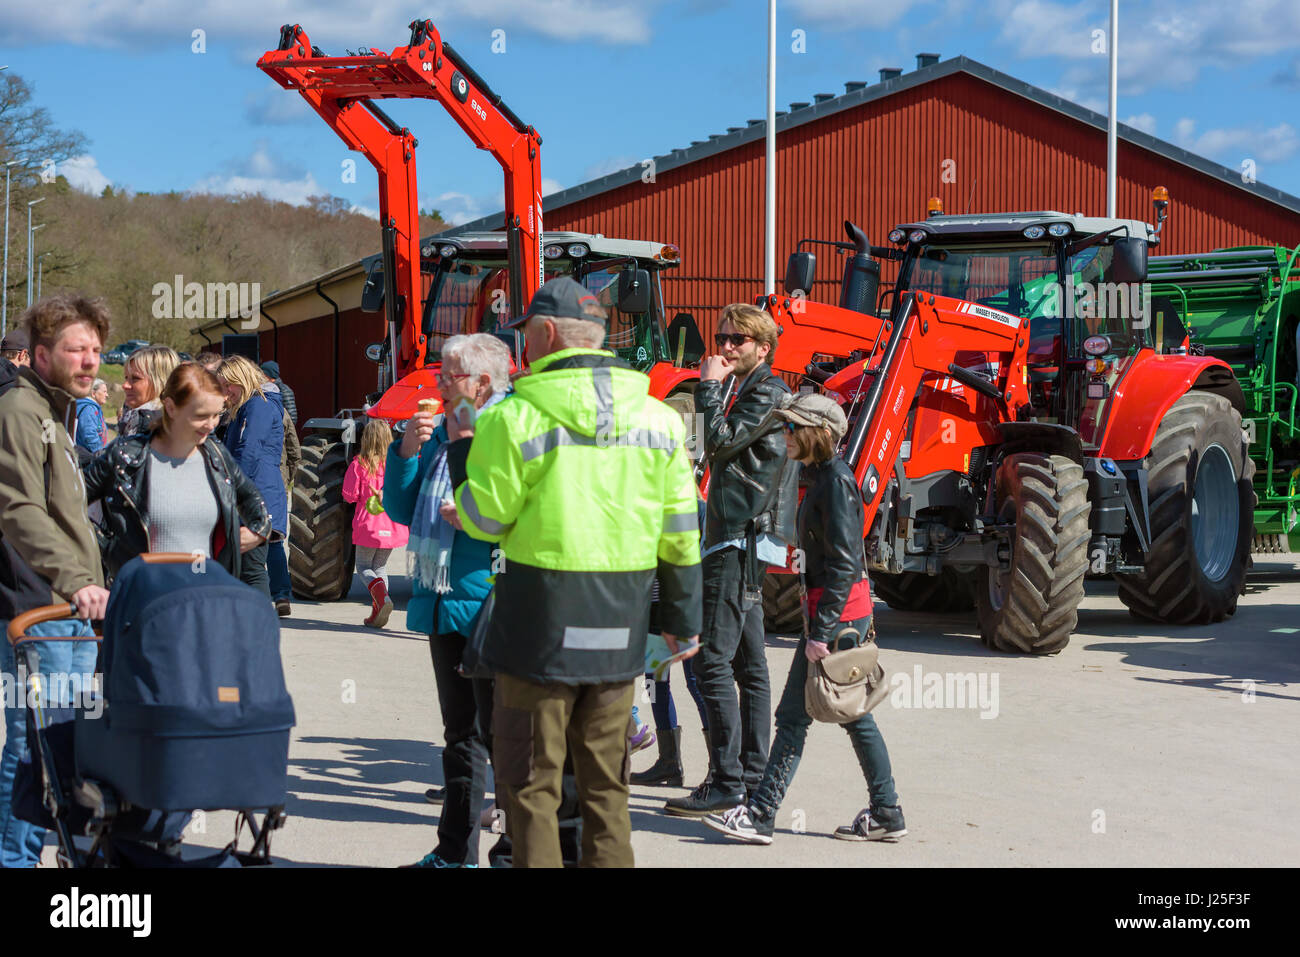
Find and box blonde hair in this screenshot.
[216,354,268,412]
[357,417,392,475]
[124,345,181,405]
[719,302,779,362]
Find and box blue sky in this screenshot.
[4,0,1300,225]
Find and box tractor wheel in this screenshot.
[762,572,804,635]
[976,453,1090,654]
[289,433,356,601]
[1115,391,1254,623]
[869,568,977,613]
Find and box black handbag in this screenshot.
[460,588,495,679]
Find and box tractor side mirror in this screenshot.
[1110,237,1148,284]
[617,268,652,314]
[785,251,816,296]
[360,260,385,313]
[666,312,706,365]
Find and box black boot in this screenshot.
[631,727,683,786]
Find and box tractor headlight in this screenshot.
[1023,225,1046,239]
[543,244,564,259]
[566,243,589,258]
[888,228,906,244]
[908,229,927,243]
[438,243,457,258]
[1047,223,1071,237]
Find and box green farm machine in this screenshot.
[1147,245,1300,552]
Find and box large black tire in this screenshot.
[976,453,1090,654]
[289,434,355,601]
[1115,391,1254,623]
[869,568,977,612]
[762,572,803,635]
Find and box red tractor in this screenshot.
[764,194,1254,653]
[258,21,704,599]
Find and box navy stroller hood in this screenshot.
[77,556,295,812]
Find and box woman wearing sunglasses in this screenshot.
[703,391,907,846]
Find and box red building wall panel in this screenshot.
[543,72,1300,350]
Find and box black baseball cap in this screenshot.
[504,276,607,329]
[1,328,28,352]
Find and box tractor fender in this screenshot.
[1098,353,1243,460]
[995,421,1084,462]
[647,362,698,402]
[366,367,443,423]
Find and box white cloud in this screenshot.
[59,155,112,194]
[541,177,564,197]
[788,0,941,28]
[243,89,314,126]
[190,144,324,205]
[1125,113,1157,136]
[0,1,654,49]
[1173,118,1300,165]
[994,0,1300,94]
[582,155,639,180]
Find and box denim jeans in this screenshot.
[693,546,771,796]
[0,618,98,868]
[647,657,709,732]
[240,541,270,598]
[428,632,493,865]
[748,619,904,831]
[267,540,291,601]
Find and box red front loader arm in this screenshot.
[258,20,544,381]
[830,295,1032,536]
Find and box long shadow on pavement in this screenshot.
[286,735,441,825]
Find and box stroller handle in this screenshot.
[5,554,199,646]
[140,552,207,565]
[7,603,83,647]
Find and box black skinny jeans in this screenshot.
[429,632,494,865]
[692,546,771,796]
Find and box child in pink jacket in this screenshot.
[343,418,410,627]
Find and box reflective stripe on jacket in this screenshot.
[453,348,702,684]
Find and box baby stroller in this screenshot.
[8,553,295,867]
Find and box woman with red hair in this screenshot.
[84,362,276,582]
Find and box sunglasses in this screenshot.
[782,421,802,432]
[714,332,753,348]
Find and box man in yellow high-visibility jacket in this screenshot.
[446,277,702,867]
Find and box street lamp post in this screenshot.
[36,253,44,299]
[26,197,44,307]
[2,161,18,338]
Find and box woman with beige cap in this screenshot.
[704,391,906,846]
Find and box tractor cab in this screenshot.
[360,231,692,379]
[886,201,1163,444]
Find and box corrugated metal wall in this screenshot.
[258,306,382,425]
[545,73,1300,348]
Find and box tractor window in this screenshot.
[909,244,1057,316]
[580,267,654,368]
[1066,244,1143,354]
[423,259,578,357]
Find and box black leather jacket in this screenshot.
[696,362,792,546]
[798,455,866,643]
[83,434,275,582]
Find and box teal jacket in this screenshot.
[384,426,495,637]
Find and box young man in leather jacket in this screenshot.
[665,303,791,817]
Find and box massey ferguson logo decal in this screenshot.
[891,383,906,415]
[959,301,1020,328]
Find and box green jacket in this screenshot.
[0,367,105,609]
[453,348,702,685]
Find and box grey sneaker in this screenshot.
[703,804,774,845]
[834,808,907,842]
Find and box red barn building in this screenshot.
[192,54,1300,423]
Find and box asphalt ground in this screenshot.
[25,550,1300,868]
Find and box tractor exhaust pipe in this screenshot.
[839,220,880,316]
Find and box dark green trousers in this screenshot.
[493,674,635,868]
